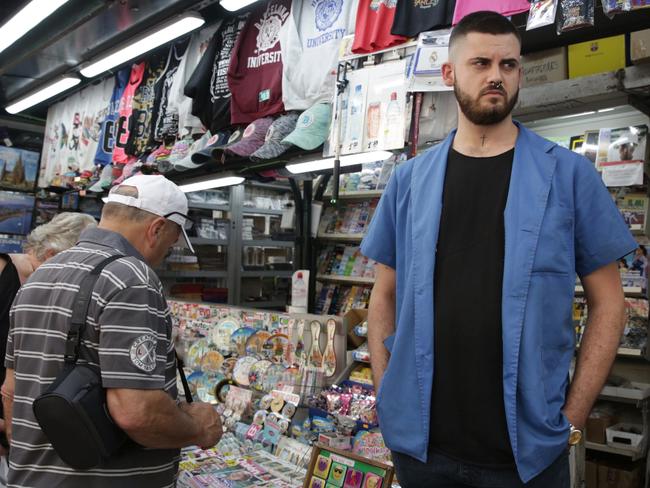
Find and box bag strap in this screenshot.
[62,254,194,404]
[176,354,193,403]
[64,255,123,364]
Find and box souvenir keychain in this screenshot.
[323,319,337,377]
[295,319,306,367]
[308,320,323,370]
[284,319,296,365]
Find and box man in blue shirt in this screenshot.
[361,11,637,487]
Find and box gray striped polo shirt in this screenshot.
[6,227,179,488]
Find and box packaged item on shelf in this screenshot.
[527,0,559,30]
[631,29,650,64]
[521,48,568,87]
[602,0,631,17]
[351,342,370,363]
[618,193,648,232]
[568,35,626,79]
[557,0,594,33]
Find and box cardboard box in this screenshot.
[586,414,615,444]
[568,35,626,79]
[344,309,368,348]
[521,47,568,87]
[631,29,650,64]
[585,459,598,488]
[598,462,640,488]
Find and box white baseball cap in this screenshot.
[103,174,195,253]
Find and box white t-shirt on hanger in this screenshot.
[279,0,359,111]
[169,24,219,137]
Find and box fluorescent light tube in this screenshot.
[80,13,205,78]
[179,176,245,193]
[5,76,81,114]
[0,0,71,54]
[220,0,260,11]
[286,151,393,174]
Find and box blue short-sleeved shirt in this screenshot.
[361,122,637,482]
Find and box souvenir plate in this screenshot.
[263,333,289,363]
[248,359,272,391]
[199,350,224,374]
[264,363,286,392]
[211,316,242,355]
[245,330,272,355]
[221,357,238,378]
[233,356,258,386]
[186,339,210,370]
[230,327,256,356]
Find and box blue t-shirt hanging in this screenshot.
[94,68,130,166]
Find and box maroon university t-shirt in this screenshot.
[228,0,291,124]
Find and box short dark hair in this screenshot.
[449,10,522,52]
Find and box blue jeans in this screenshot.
[392,449,570,488]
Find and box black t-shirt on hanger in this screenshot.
[429,147,515,467]
[391,0,456,38]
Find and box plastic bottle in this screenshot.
[385,91,402,146]
[348,85,364,145]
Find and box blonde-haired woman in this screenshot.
[0,212,96,457]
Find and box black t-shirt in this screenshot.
[184,14,248,133]
[0,253,20,403]
[391,0,456,38]
[429,147,515,467]
[149,38,189,146]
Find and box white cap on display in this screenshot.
[103,174,195,253]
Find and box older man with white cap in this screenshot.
[2,175,221,488]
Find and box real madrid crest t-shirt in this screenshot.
[279,0,359,111]
[391,0,456,38]
[227,0,292,124]
[352,0,407,54]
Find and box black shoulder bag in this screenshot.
[32,255,193,469]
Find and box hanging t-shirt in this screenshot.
[37,77,114,186]
[185,16,249,133]
[391,0,456,37]
[149,39,190,145]
[352,0,407,54]
[169,24,219,137]
[126,53,166,157]
[452,0,531,25]
[279,0,359,111]
[112,62,146,165]
[227,0,292,125]
[94,68,130,167]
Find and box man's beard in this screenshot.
[454,82,519,126]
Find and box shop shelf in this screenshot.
[241,270,293,278]
[575,285,645,298]
[246,181,291,191]
[157,270,227,279]
[584,441,645,460]
[317,233,365,242]
[323,190,383,200]
[188,203,230,212]
[242,239,295,248]
[244,300,287,309]
[189,237,228,246]
[317,274,375,285]
[242,207,286,216]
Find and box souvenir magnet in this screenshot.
[295,319,306,366]
[270,397,285,413]
[323,319,337,377]
[308,320,323,370]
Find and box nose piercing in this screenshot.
[491,81,503,89]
